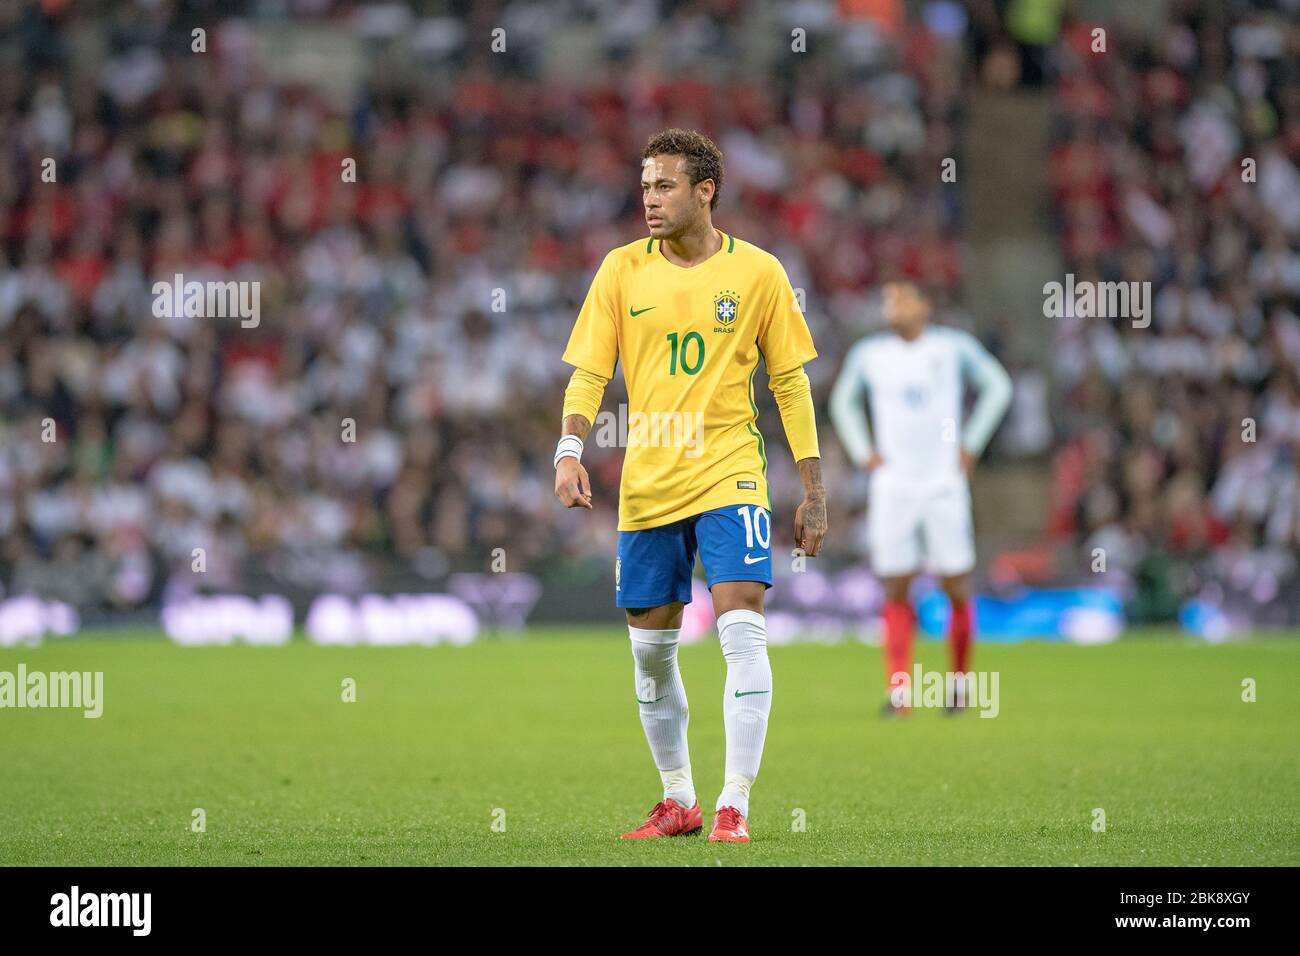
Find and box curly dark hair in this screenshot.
[642,128,724,210]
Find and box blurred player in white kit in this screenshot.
[830,282,1012,714]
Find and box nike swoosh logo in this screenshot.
[742,554,769,565]
[734,690,771,698]
[629,306,656,316]
[636,695,668,704]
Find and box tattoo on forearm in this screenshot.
[798,457,825,500]
[797,457,827,543]
[562,414,592,442]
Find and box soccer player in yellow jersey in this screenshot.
[554,129,827,843]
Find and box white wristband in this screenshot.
[554,434,584,468]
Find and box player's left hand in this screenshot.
[794,494,826,557]
[960,449,976,476]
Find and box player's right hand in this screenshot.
[555,458,593,509]
[864,453,884,473]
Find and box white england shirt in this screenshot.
[829,326,1012,494]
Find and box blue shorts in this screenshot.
[615,503,774,609]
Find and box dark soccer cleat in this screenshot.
[879,699,911,718]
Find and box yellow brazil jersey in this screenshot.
[561,230,818,531]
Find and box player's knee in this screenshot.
[712,582,765,617]
[883,577,912,603]
[626,603,683,629]
[717,608,767,664]
[942,575,972,605]
[631,639,677,680]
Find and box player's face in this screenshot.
[641,155,710,239]
[882,282,930,337]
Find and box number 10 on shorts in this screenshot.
[736,505,771,550]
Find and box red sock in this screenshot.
[882,599,914,692]
[949,598,973,674]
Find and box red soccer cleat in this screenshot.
[619,798,703,839]
[707,806,750,843]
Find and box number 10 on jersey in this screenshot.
[667,331,705,375]
[736,505,771,549]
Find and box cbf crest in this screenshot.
[713,290,739,334]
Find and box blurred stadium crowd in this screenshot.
[2,0,1297,628]
[1046,1,1300,623]
[0,0,969,613]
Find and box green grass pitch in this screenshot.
[2,628,1297,866]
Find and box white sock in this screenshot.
[629,625,693,805]
[660,766,696,809]
[718,772,753,817]
[716,608,771,817]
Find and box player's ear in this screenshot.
[696,178,715,208]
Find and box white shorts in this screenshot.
[867,474,976,578]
